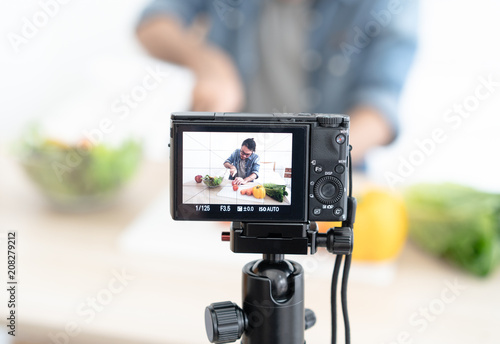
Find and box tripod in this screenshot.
[205,199,355,344]
[206,253,307,344]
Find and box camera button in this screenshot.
[336,134,346,144]
[314,166,323,173]
[335,164,345,174]
[320,183,336,198]
[313,208,322,216]
[334,207,343,216]
[314,176,344,204]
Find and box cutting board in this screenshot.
[216,183,290,205]
[216,184,264,204]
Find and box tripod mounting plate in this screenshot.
[229,222,317,255]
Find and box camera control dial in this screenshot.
[313,176,343,204]
[318,115,343,127]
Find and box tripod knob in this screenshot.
[327,227,353,255]
[305,308,317,330]
[205,301,246,343]
[316,227,353,255]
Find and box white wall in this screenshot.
[366,0,500,193]
[0,0,193,160]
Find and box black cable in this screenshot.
[340,147,353,343]
[331,255,343,344]
[348,146,353,198]
[341,254,352,344]
[331,146,354,344]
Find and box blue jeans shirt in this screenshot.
[139,0,418,137]
[225,149,260,180]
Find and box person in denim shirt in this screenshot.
[137,0,418,165]
[224,138,260,185]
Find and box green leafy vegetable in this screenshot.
[405,183,500,276]
[263,183,288,202]
[203,175,223,187]
[18,132,142,210]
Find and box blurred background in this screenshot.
[1,1,499,344]
[2,0,500,189]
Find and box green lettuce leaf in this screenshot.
[405,183,500,276]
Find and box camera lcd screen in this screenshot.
[171,124,309,222]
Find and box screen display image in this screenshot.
[182,131,293,207]
[170,112,349,222]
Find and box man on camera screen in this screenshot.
[224,138,260,185]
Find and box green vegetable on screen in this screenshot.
[203,175,223,187]
[263,184,288,202]
[405,183,500,277]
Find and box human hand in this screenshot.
[191,49,245,112]
[192,76,244,112]
[136,17,244,112]
[234,177,246,185]
[349,106,393,165]
[229,166,237,177]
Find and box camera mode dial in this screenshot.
[318,115,343,127]
[313,176,343,204]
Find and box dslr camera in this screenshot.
[170,112,350,223]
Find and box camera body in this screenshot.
[170,112,349,223]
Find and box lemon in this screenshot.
[316,188,408,261]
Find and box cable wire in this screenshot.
[341,147,353,343]
[331,255,343,344]
[348,146,353,198]
[341,254,352,344]
[331,146,354,344]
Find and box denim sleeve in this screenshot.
[250,155,260,179]
[224,150,238,165]
[349,0,419,138]
[138,0,208,26]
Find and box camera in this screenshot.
[170,112,350,223]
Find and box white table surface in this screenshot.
[1,152,499,344]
